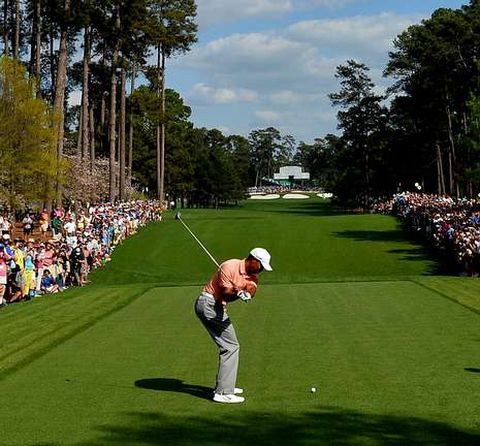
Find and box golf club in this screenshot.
[175,212,219,268]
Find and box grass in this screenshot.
[0,196,480,445]
[92,198,437,287]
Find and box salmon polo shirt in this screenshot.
[203,258,258,305]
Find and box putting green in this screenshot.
[1,198,479,445]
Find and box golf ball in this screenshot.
[311,387,316,393]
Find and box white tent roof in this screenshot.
[273,166,310,180]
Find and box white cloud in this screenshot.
[270,90,301,104]
[196,0,292,26]
[176,32,338,96]
[286,13,421,60]
[255,110,283,124]
[195,0,367,26]
[179,12,419,93]
[217,126,233,135]
[185,33,307,72]
[190,83,259,104]
[270,90,324,104]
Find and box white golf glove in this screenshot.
[237,290,252,302]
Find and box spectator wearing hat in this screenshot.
[35,243,46,292]
[2,234,16,272]
[12,239,26,298]
[22,214,34,237]
[51,214,63,239]
[54,248,68,290]
[40,269,60,294]
[64,217,77,247]
[70,245,86,286]
[24,240,37,298]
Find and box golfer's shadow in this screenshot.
[135,378,213,401]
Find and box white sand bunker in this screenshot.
[249,194,280,200]
[282,193,309,199]
[317,192,333,199]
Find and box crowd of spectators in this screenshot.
[373,192,480,276]
[0,201,162,308]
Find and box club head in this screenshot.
[175,212,182,220]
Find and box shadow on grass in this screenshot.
[387,248,433,262]
[465,368,480,374]
[85,406,480,446]
[333,229,413,244]
[333,230,440,275]
[135,377,213,401]
[243,200,349,217]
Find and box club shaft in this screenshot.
[178,217,219,267]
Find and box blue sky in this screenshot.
[166,0,467,144]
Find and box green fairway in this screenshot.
[92,198,437,286]
[1,197,480,445]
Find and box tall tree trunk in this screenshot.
[128,63,136,187]
[3,0,9,55]
[101,92,106,128]
[108,5,120,202]
[364,143,370,207]
[53,0,71,202]
[80,25,90,160]
[445,94,457,197]
[100,41,107,129]
[89,104,95,171]
[53,110,65,207]
[49,21,55,99]
[13,0,19,58]
[157,44,166,204]
[29,0,42,83]
[119,65,126,201]
[156,45,161,200]
[35,0,41,78]
[436,142,446,195]
[29,1,34,70]
[76,113,82,153]
[462,110,473,197]
[109,65,118,202]
[100,90,107,156]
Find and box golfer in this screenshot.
[195,247,272,403]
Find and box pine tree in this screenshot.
[148,0,197,203]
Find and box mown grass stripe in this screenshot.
[413,278,480,316]
[0,286,152,381]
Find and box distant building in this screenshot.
[272,166,310,187]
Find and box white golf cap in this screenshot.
[250,247,272,271]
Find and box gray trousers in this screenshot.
[195,292,240,395]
